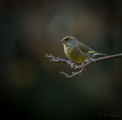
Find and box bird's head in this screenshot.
[60,36,77,47]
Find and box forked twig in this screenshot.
[45,53,122,78]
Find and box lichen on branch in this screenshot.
[45,53,122,78]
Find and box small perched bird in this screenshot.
[60,36,107,69]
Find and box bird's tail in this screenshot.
[93,52,108,57]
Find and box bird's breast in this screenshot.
[64,46,88,62]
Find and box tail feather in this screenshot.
[93,52,108,57]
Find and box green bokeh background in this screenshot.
[0,0,122,119]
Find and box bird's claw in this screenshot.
[79,62,85,71]
[71,62,77,69]
[71,63,75,69]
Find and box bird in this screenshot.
[60,36,108,69]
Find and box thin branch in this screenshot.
[95,53,122,62]
[45,53,122,78]
[45,53,73,66]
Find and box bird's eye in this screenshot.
[65,38,69,41]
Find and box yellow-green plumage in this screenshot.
[64,44,90,62]
[60,36,107,63]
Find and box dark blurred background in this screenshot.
[0,0,122,119]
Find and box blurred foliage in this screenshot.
[0,0,122,119]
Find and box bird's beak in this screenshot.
[60,39,65,44]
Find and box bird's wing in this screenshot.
[76,42,96,54]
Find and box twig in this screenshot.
[45,53,122,78]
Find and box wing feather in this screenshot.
[76,42,95,54]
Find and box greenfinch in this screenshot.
[60,36,107,69]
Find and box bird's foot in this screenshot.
[79,62,85,71]
[71,62,77,69]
